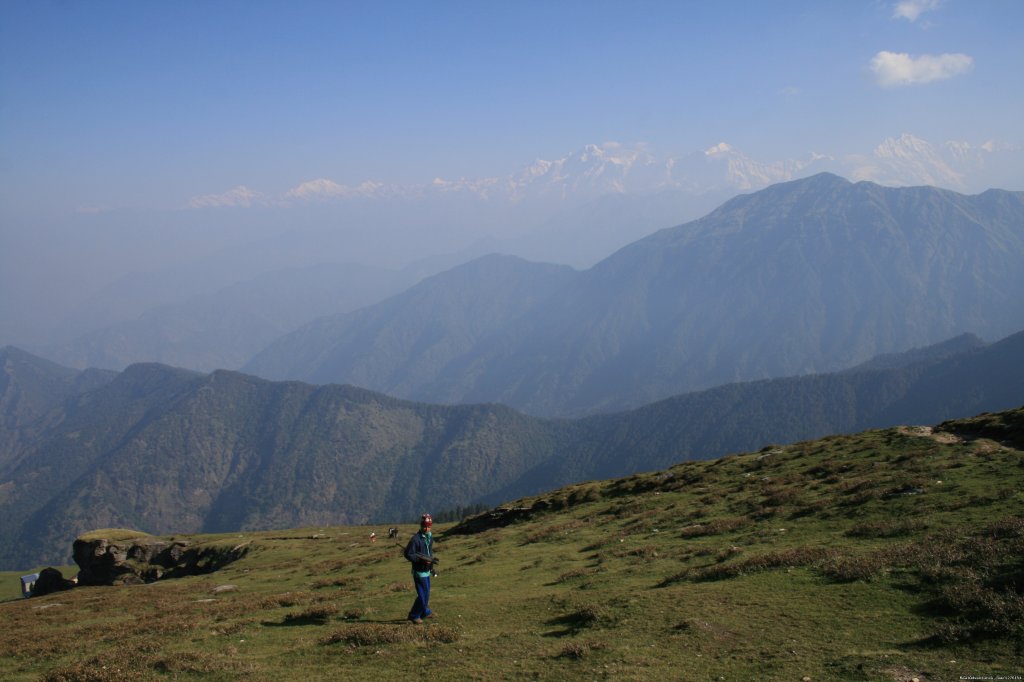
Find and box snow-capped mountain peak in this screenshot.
[262,135,1018,210]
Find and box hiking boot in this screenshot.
[425,613,435,619]
[410,617,423,625]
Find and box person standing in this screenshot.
[404,513,436,624]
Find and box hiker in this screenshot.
[403,513,438,624]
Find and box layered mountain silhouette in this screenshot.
[245,173,1024,416]
[43,260,444,373]
[3,328,1023,569]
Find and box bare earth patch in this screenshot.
[898,425,960,444]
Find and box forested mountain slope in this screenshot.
[3,328,1023,569]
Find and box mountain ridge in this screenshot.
[3,326,1023,569]
[245,174,1024,416]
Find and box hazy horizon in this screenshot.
[2,0,1022,356]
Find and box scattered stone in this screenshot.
[32,603,64,610]
[212,584,238,594]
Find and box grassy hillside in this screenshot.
[1,409,1021,680]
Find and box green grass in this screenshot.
[1,410,1022,680]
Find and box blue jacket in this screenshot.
[404,531,433,574]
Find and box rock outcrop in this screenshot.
[72,529,249,585]
[30,567,76,596]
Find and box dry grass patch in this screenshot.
[845,519,927,538]
[679,517,749,538]
[553,567,601,584]
[554,640,604,660]
[311,576,357,589]
[685,546,835,582]
[320,623,459,647]
[524,519,585,544]
[255,591,318,609]
[611,544,660,560]
[819,552,890,582]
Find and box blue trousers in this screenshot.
[409,573,432,620]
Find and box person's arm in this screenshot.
[404,536,418,563]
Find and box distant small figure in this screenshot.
[388,527,399,539]
[369,532,377,543]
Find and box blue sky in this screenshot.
[1,0,1021,217]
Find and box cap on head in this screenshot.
[420,513,433,528]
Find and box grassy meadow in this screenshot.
[1,410,1022,681]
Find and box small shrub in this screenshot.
[556,642,591,660]
[548,604,613,630]
[789,499,829,518]
[714,545,744,563]
[554,568,599,583]
[567,485,600,506]
[282,604,338,624]
[762,487,799,507]
[840,489,883,507]
[819,553,887,582]
[612,545,660,560]
[604,500,645,518]
[984,515,1024,539]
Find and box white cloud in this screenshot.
[188,186,261,209]
[777,86,800,96]
[892,0,941,22]
[870,50,973,87]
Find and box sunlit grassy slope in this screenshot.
[1,409,1021,681]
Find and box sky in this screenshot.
[1,0,1023,348]
[1,0,1021,217]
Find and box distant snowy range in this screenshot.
[188,133,1022,269]
[5,133,1022,375]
